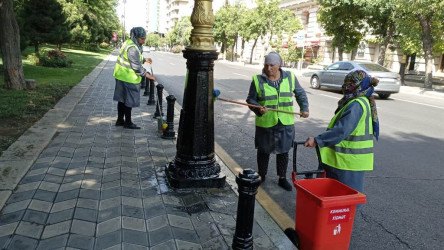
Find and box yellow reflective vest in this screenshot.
[253,72,295,128]
[319,97,374,171]
[113,39,143,84]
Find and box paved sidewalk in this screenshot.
[0,53,294,249]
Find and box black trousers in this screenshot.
[257,150,289,178]
[117,102,133,125]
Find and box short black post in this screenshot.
[153,83,164,118]
[232,169,261,250]
[162,95,176,139]
[143,77,149,96]
[141,76,146,89]
[147,79,156,105]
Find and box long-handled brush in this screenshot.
[213,89,301,115]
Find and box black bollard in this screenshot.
[153,84,164,118]
[147,79,156,105]
[162,95,176,139]
[143,77,149,96]
[141,76,146,89]
[232,169,261,250]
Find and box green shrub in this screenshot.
[38,49,72,68]
[83,43,100,52]
[100,42,110,49]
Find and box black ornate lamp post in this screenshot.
[165,0,226,188]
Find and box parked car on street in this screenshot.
[310,61,401,99]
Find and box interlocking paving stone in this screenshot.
[1,199,30,214]
[15,182,40,193]
[67,234,95,249]
[122,216,146,232]
[98,206,121,223]
[172,227,200,244]
[19,174,45,185]
[0,235,11,249]
[55,189,80,202]
[149,226,173,246]
[63,174,84,184]
[253,235,276,249]
[28,199,52,213]
[151,239,176,250]
[7,190,36,204]
[47,208,74,225]
[168,214,193,230]
[144,203,166,219]
[0,222,19,237]
[37,233,69,250]
[74,207,97,223]
[47,167,67,176]
[33,189,57,202]
[79,188,100,200]
[77,198,99,210]
[121,187,142,198]
[22,209,48,224]
[16,221,44,239]
[122,196,143,208]
[122,205,144,219]
[101,187,121,200]
[97,216,121,236]
[7,235,38,250]
[201,236,229,250]
[51,199,77,213]
[95,230,121,249]
[41,220,71,239]
[0,210,25,226]
[43,174,64,184]
[99,197,120,211]
[175,239,202,250]
[122,229,149,247]
[70,219,96,236]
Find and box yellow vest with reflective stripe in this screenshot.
[113,39,143,84]
[320,97,374,171]
[253,71,295,128]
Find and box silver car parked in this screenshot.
[310,61,401,99]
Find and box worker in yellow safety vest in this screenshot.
[305,70,380,196]
[246,52,309,191]
[113,27,156,129]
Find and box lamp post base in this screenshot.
[166,160,226,189]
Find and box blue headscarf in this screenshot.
[130,27,146,51]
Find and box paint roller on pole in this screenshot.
[213,89,301,116]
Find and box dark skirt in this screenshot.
[113,79,141,107]
[255,123,295,154]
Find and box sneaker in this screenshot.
[124,123,141,129]
[278,178,292,191]
[115,120,125,126]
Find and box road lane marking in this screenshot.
[215,142,294,231]
[392,98,444,110]
[319,94,340,100]
[233,73,249,78]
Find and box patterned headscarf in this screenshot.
[130,27,146,51]
[336,70,379,140]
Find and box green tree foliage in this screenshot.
[174,16,192,46]
[146,33,162,48]
[20,0,70,53]
[317,0,365,61]
[214,3,246,60]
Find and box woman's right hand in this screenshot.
[145,73,156,82]
[259,106,268,115]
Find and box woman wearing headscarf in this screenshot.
[246,52,309,191]
[304,69,379,194]
[113,27,156,129]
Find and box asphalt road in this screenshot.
[146,51,444,250]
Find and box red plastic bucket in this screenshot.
[294,178,366,250]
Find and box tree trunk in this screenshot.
[378,24,394,66]
[0,0,26,90]
[338,47,343,61]
[417,14,434,89]
[351,48,357,61]
[240,39,245,62]
[409,53,416,71]
[249,39,258,64]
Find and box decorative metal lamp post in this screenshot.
[165,0,226,188]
